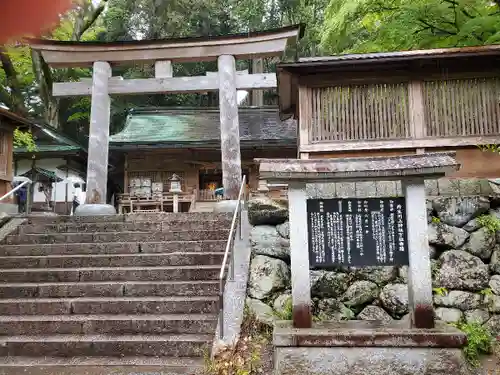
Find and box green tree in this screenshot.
[4,0,329,142]
[321,0,500,54]
[0,0,108,127]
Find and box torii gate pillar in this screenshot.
[86,61,112,205]
[218,55,242,200]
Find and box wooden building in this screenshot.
[0,108,27,206]
[14,122,87,214]
[109,107,296,210]
[276,45,500,177]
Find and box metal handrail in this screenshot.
[0,180,30,202]
[218,175,246,339]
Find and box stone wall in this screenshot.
[245,195,500,337]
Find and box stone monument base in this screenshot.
[74,204,116,216]
[273,320,471,375]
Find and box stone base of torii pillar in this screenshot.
[74,204,116,216]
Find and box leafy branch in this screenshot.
[13,128,37,152]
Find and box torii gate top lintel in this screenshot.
[28,24,303,68]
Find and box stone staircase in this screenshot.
[0,212,231,374]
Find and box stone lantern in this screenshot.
[169,174,182,193]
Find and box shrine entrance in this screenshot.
[29,26,302,205]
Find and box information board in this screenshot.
[307,198,409,268]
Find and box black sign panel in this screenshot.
[307,198,409,268]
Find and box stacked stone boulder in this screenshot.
[246,195,500,336]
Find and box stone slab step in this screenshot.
[5,230,230,245]
[0,240,226,256]
[18,220,231,234]
[0,334,211,357]
[23,212,231,224]
[0,314,217,335]
[0,356,204,375]
[0,296,218,315]
[0,252,224,268]
[0,265,223,282]
[0,280,219,298]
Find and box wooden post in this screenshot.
[173,193,179,213]
[86,61,112,204]
[53,175,57,213]
[408,81,426,155]
[288,182,312,328]
[64,160,69,214]
[251,59,264,106]
[403,178,434,329]
[298,86,311,160]
[155,60,173,78]
[124,153,129,194]
[217,55,242,200]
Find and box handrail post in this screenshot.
[219,281,224,339]
[239,200,242,240]
[230,235,235,281]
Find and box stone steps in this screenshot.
[0,252,225,268]
[0,265,223,283]
[17,219,231,234]
[22,212,231,224]
[0,212,230,371]
[0,296,219,315]
[5,230,229,245]
[0,356,204,375]
[0,334,212,357]
[0,240,226,256]
[0,314,217,335]
[0,280,219,298]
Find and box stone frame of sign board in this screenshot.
[256,152,472,375]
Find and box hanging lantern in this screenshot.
[169,173,182,193]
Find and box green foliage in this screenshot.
[321,0,500,54]
[476,214,500,234]
[451,321,494,366]
[479,144,500,154]
[432,287,448,296]
[13,128,37,152]
[480,288,493,297]
[431,216,441,224]
[272,296,293,320]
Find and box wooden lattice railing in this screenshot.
[423,78,500,137]
[309,83,410,142]
[304,77,500,145]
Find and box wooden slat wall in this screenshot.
[0,130,9,179]
[310,83,410,142]
[423,77,500,137]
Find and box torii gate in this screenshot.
[29,25,302,205]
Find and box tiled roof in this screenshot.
[279,44,500,68]
[15,145,81,153]
[20,167,63,182]
[109,107,297,146]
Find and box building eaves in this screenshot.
[278,44,500,69]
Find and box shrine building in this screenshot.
[108,106,296,211]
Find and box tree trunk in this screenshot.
[0,47,28,115]
[30,0,109,128]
